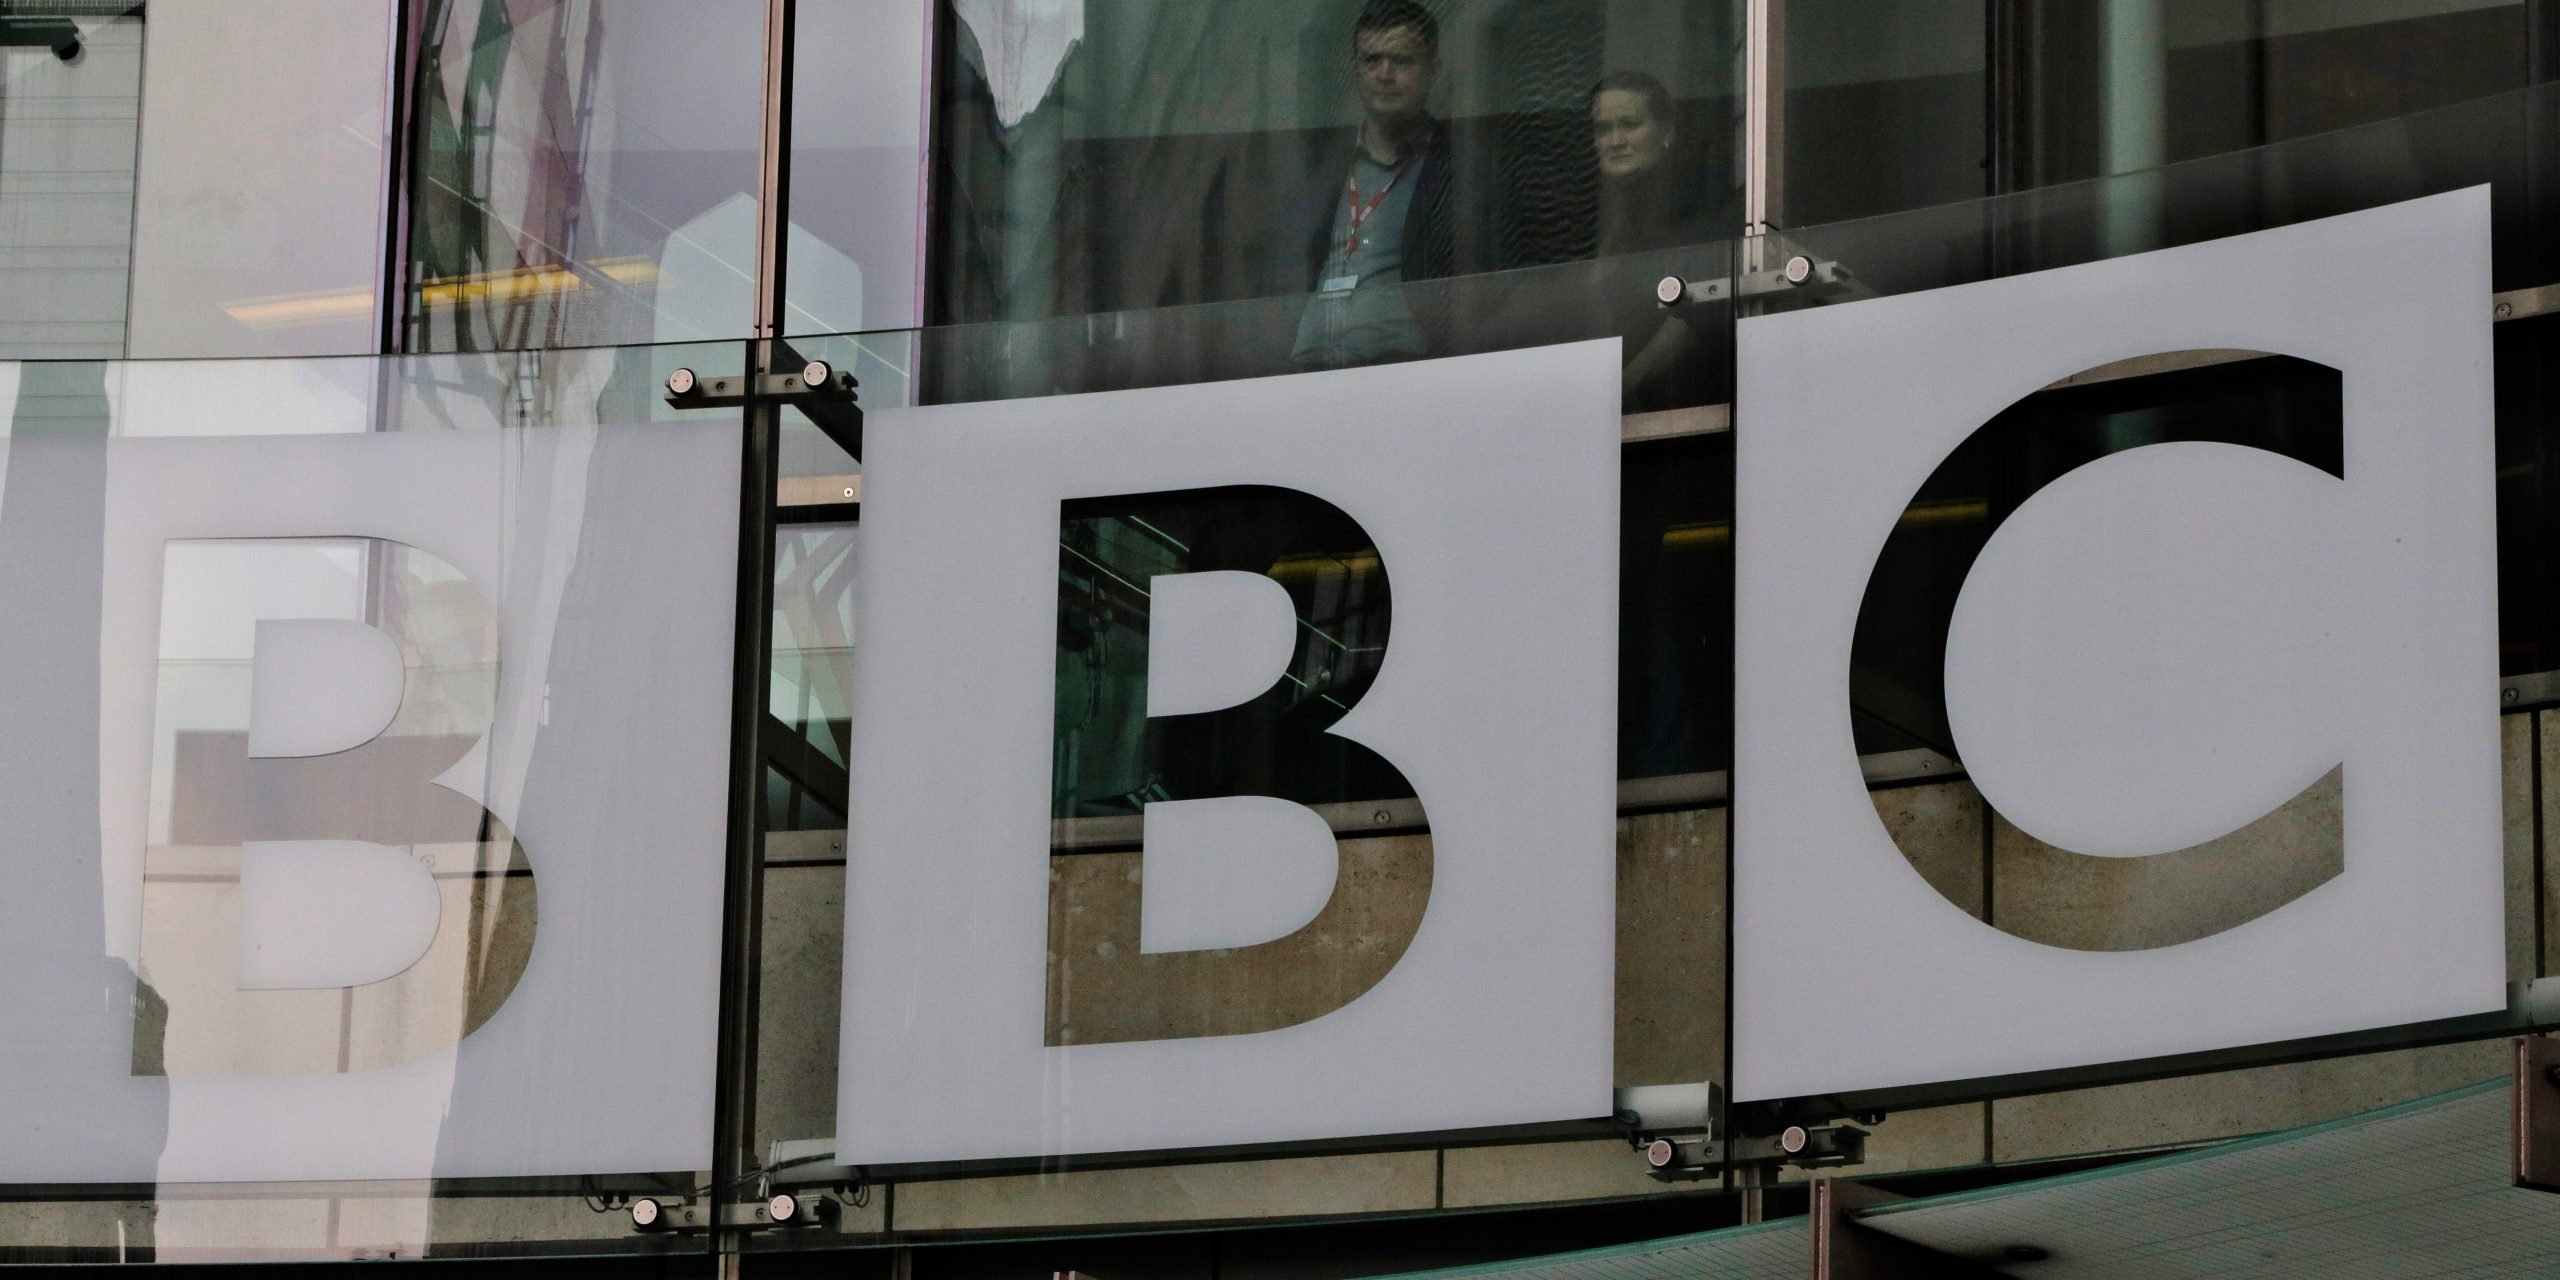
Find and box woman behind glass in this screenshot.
[1593,71,1716,258]
[1590,71,1714,410]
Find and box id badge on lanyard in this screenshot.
[1333,161,1406,294]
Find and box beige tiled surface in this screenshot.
[2541,710,2560,977]
[1991,771,2341,952]
[0,1201,152,1257]
[1989,1037,2510,1164]
[825,1187,890,1235]
[757,861,846,1152]
[146,1198,334,1261]
[1871,782,1985,921]
[892,1152,1436,1232]
[138,877,340,1076]
[1441,1139,1681,1208]
[412,1193,657,1248]
[346,870,536,1074]
[1775,1104,1986,1184]
[58,691,2552,1251]
[2508,711,2538,981]
[1047,836,1430,1045]
[1616,808,1726,1085]
[137,850,534,1078]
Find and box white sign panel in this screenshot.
[1732,188,2505,1101]
[0,358,734,1181]
[840,341,1622,1164]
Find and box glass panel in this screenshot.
[1761,82,2560,680]
[0,339,742,1263]
[763,238,1737,1254]
[0,1,400,362]
[1786,2,2537,231]
[770,520,853,833]
[1766,86,2544,300]
[401,0,769,352]
[756,84,2560,1260]
[785,0,931,335]
[123,0,397,359]
[0,3,144,358]
[789,227,1737,786]
[927,0,1746,329]
[1784,0,1987,226]
[2158,1,2530,153]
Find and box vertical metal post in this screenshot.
[752,0,797,345]
[711,1,796,1276]
[2516,1036,2560,1192]
[378,0,425,357]
[2098,0,2166,258]
[1741,0,1785,243]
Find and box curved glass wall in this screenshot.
[740,85,2560,1270]
[923,0,1747,331]
[5,6,2560,1274]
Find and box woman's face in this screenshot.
[1593,89,1671,179]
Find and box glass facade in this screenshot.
[0,0,2551,1273]
[0,338,742,1263]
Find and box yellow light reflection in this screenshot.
[220,257,662,330]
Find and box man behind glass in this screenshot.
[1290,0,1453,370]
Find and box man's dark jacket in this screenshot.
[1284,119,1464,292]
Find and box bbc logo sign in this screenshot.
[842,188,2502,1163]
[838,343,1625,1164]
[1731,187,2504,1101]
[0,190,2504,1182]
[0,396,736,1183]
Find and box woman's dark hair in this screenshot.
[1354,0,1439,56]
[1590,70,1676,132]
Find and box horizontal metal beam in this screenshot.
[2495,283,2560,323]
[1768,978,2560,1125]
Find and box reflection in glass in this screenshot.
[0,343,737,1262]
[402,0,766,351]
[930,0,1743,327]
[787,0,931,334]
[0,6,144,358]
[1054,486,1404,818]
[1786,0,1986,226]
[770,522,855,832]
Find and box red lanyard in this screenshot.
[1344,161,1409,259]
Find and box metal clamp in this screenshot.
[1636,1122,1869,1182]
[665,359,857,408]
[666,353,863,460]
[1657,254,1854,308]
[628,1192,838,1234]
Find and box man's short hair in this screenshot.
[1354,0,1439,57]
[1591,71,1676,131]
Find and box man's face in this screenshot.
[1353,25,1436,124]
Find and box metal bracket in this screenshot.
[1638,1122,1868,1182]
[665,353,864,461]
[627,1192,838,1234]
[0,17,82,60]
[1656,254,1856,308]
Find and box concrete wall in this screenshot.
[735,707,2554,1239]
[0,711,2542,1258]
